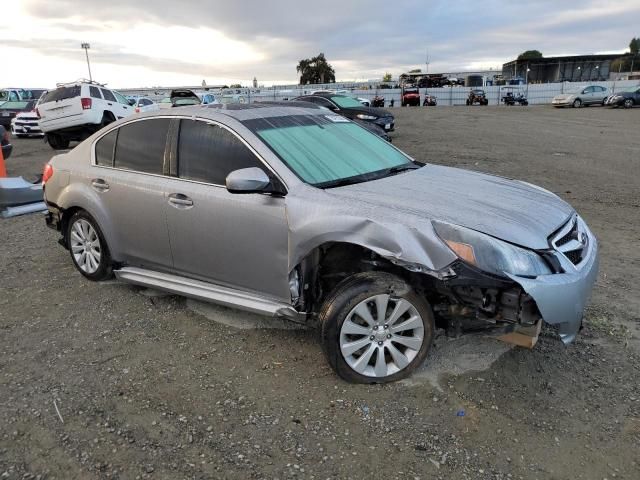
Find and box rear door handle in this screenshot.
[168,193,194,208]
[91,178,109,192]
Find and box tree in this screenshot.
[229,83,243,88]
[296,53,336,85]
[517,50,543,60]
[630,37,640,55]
[382,72,393,82]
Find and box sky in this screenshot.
[2,0,638,89]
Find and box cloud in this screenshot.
[8,0,640,87]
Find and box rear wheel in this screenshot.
[47,133,70,150]
[623,98,634,109]
[67,210,113,281]
[100,112,115,129]
[572,98,582,108]
[320,272,434,383]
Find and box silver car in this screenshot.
[552,85,609,108]
[43,104,599,383]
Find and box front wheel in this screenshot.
[623,98,634,109]
[320,272,434,383]
[67,210,113,281]
[572,98,582,108]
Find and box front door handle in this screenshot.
[91,178,109,192]
[168,193,194,208]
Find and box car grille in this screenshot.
[550,216,588,267]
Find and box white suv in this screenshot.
[37,81,134,149]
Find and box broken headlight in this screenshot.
[432,221,551,278]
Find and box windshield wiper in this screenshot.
[386,163,422,174]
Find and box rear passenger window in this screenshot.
[178,120,262,185]
[114,119,170,174]
[95,129,117,166]
[89,86,102,99]
[101,89,116,102]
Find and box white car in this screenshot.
[200,93,220,105]
[130,97,160,113]
[11,110,44,137]
[37,81,134,149]
[551,85,609,108]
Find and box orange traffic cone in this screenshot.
[0,142,7,178]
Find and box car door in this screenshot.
[593,86,607,104]
[113,91,133,118]
[163,118,290,301]
[91,118,173,270]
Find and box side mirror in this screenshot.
[226,167,277,194]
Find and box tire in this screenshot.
[623,98,634,109]
[47,133,70,150]
[320,272,434,384]
[67,210,113,281]
[572,98,582,108]
[100,113,115,128]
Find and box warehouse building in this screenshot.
[502,53,633,83]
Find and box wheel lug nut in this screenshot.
[383,324,388,329]
[369,335,375,341]
[387,334,392,339]
[378,341,383,346]
[373,325,378,330]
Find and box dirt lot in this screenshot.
[1,106,639,480]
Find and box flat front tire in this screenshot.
[67,210,113,281]
[320,272,434,384]
[624,98,634,109]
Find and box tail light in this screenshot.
[81,97,92,110]
[43,164,54,184]
[135,107,140,113]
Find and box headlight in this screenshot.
[432,221,551,277]
[356,114,377,120]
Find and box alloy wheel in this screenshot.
[339,294,424,378]
[70,219,102,274]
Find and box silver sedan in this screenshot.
[552,85,609,107]
[42,104,599,383]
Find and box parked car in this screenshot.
[0,88,45,104]
[43,104,598,383]
[466,90,488,105]
[257,100,391,142]
[294,93,395,131]
[371,96,385,107]
[158,97,173,109]
[551,85,609,108]
[168,89,201,107]
[422,94,437,106]
[129,97,160,114]
[11,109,44,137]
[37,81,134,149]
[357,97,371,107]
[604,86,640,108]
[401,86,421,106]
[0,100,37,129]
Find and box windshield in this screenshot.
[330,95,364,108]
[40,86,81,103]
[0,101,30,110]
[244,114,412,187]
[174,98,200,106]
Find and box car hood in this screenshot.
[342,106,393,118]
[327,164,574,250]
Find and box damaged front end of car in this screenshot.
[428,214,599,344]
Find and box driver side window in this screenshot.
[177,120,263,185]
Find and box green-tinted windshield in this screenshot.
[330,95,365,108]
[246,115,411,187]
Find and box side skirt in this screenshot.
[114,267,304,321]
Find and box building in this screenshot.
[502,54,633,83]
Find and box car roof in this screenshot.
[127,103,328,122]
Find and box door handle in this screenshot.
[91,179,109,192]
[168,193,194,207]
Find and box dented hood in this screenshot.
[327,164,574,250]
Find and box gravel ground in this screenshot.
[1,106,639,480]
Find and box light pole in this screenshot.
[81,43,92,82]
